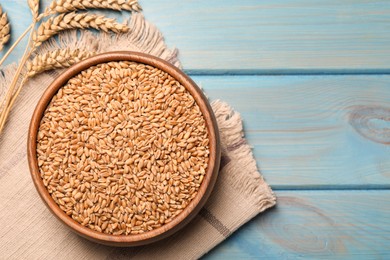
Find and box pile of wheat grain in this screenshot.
[37,61,209,235]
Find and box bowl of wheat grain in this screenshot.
[27,51,220,246]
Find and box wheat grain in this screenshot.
[33,12,129,47]
[27,48,95,77]
[37,61,209,235]
[42,0,141,17]
[28,0,40,20]
[0,5,10,51]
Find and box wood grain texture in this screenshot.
[194,75,390,188]
[2,0,390,72]
[141,0,390,72]
[1,0,389,258]
[203,190,390,259]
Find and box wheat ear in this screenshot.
[27,48,95,77]
[0,5,10,51]
[28,0,40,20]
[33,12,129,47]
[40,0,141,18]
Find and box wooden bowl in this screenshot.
[27,51,220,247]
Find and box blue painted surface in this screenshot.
[204,190,390,259]
[1,0,389,258]
[193,75,390,189]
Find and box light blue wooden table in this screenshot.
[1,0,390,258]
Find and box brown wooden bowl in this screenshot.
[27,51,220,247]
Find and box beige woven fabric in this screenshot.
[0,13,275,260]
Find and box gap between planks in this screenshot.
[271,184,390,191]
[186,69,390,76]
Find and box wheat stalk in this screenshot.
[27,48,95,77]
[40,0,141,18]
[33,12,129,47]
[0,5,10,51]
[3,48,95,130]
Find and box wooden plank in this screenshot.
[191,75,390,188]
[141,0,390,72]
[204,190,390,259]
[2,0,390,72]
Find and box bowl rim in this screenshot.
[27,51,220,246]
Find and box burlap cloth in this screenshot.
[0,13,276,259]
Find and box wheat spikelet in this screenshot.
[27,48,95,77]
[42,0,141,17]
[28,0,40,20]
[0,5,10,51]
[33,12,129,47]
